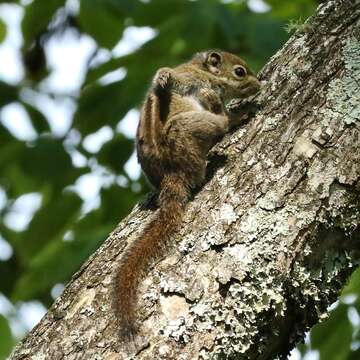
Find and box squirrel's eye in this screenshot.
[234,66,247,78]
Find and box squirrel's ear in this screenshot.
[206,51,222,68]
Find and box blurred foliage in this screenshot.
[0,0,358,359]
[0,18,5,42]
[0,315,13,359]
[296,267,360,360]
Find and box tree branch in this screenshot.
[10,1,360,359]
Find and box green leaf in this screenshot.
[13,210,111,301]
[311,304,352,360]
[100,184,138,222]
[0,18,6,43]
[0,123,15,149]
[0,81,18,107]
[0,315,13,360]
[180,2,217,50]
[74,77,146,135]
[0,253,22,298]
[0,163,40,199]
[0,139,24,169]
[22,101,51,134]
[22,0,66,46]
[347,350,360,360]
[0,133,87,198]
[265,0,317,19]
[0,130,37,197]
[84,57,124,85]
[19,136,74,187]
[79,0,133,48]
[15,191,82,261]
[97,134,134,173]
[131,0,185,28]
[342,267,360,296]
[296,341,308,357]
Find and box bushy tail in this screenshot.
[116,172,190,340]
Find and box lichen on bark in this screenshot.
[323,38,360,126]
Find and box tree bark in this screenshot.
[10,1,360,359]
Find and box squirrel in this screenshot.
[116,50,261,340]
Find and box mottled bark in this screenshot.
[10,1,360,359]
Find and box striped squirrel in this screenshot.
[116,50,261,340]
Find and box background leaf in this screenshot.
[0,17,6,43]
[78,0,132,48]
[97,134,134,172]
[0,315,13,360]
[311,304,352,360]
[21,0,66,46]
[0,82,17,107]
[14,191,82,262]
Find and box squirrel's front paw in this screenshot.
[153,68,172,90]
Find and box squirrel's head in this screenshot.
[192,50,261,100]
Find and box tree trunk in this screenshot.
[9,1,360,359]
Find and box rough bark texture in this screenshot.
[10,1,360,359]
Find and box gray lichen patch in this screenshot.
[159,261,214,302]
[194,265,288,358]
[289,247,357,324]
[239,205,294,245]
[66,288,96,319]
[307,157,338,198]
[262,114,283,132]
[323,38,360,126]
[160,295,189,321]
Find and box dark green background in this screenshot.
[0,0,359,359]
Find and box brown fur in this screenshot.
[116,50,260,340]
